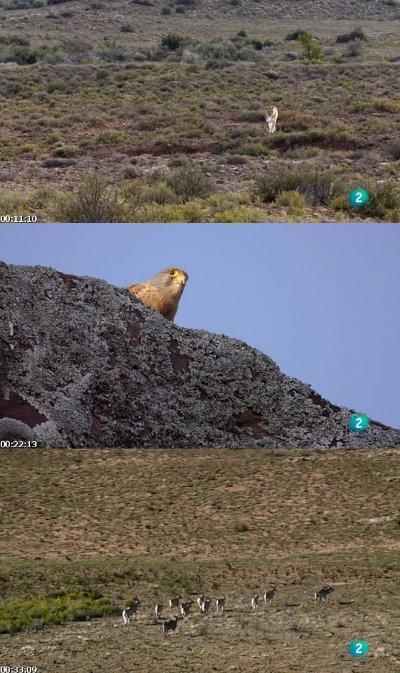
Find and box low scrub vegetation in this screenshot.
[254,166,339,207]
[387,140,400,161]
[285,29,308,41]
[358,181,400,220]
[165,164,214,200]
[336,28,366,44]
[0,588,117,634]
[276,189,306,217]
[0,37,398,223]
[0,31,277,66]
[54,173,127,222]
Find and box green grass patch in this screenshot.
[0,587,117,633]
[212,205,267,222]
[130,200,206,222]
[276,189,306,216]
[236,143,273,156]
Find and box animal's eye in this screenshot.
[169,269,175,276]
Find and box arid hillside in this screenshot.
[1,448,399,672]
[0,0,399,221]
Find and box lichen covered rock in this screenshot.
[0,261,399,449]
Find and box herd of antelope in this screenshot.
[122,585,334,636]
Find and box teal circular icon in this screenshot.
[349,188,369,207]
[348,640,369,658]
[348,414,369,433]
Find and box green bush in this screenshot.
[54,173,127,222]
[0,82,22,95]
[333,179,400,221]
[52,144,76,158]
[140,182,178,205]
[161,33,185,50]
[388,140,400,161]
[238,110,264,122]
[42,158,76,168]
[371,99,400,113]
[237,143,271,156]
[361,181,400,219]
[286,29,307,41]
[298,33,323,62]
[205,57,231,69]
[0,189,31,213]
[255,166,338,207]
[343,39,363,57]
[212,205,266,223]
[336,28,366,43]
[6,0,30,7]
[46,78,69,93]
[300,170,338,206]
[276,189,306,215]
[0,588,117,634]
[7,46,39,64]
[1,34,30,45]
[166,165,214,201]
[255,166,300,203]
[131,201,205,222]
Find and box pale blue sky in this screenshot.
[1,223,399,428]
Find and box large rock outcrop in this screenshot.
[0,260,399,448]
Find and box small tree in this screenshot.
[298,33,323,63]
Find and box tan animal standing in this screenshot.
[265,106,278,133]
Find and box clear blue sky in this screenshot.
[1,223,399,428]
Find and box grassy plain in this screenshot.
[0,448,399,671]
[0,0,399,221]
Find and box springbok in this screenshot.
[216,596,225,614]
[264,587,276,605]
[155,602,163,619]
[265,105,278,133]
[163,616,179,635]
[200,597,211,614]
[251,594,259,610]
[315,585,334,603]
[122,599,141,625]
[169,595,181,613]
[180,600,192,619]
